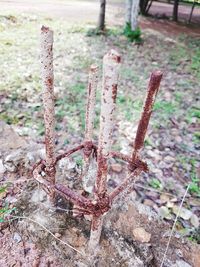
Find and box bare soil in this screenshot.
[1,174,199,267]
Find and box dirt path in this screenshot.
[0,0,124,25]
[0,0,200,36]
[149,1,200,24]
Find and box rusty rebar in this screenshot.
[55,184,93,210]
[82,65,98,192]
[132,71,163,163]
[89,49,121,251]
[55,144,84,163]
[85,64,99,142]
[35,37,164,252]
[95,49,121,198]
[40,26,56,186]
[109,160,148,202]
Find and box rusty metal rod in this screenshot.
[132,71,163,162]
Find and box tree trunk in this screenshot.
[173,0,179,21]
[97,0,106,31]
[131,0,140,31]
[125,0,132,24]
[140,0,150,15]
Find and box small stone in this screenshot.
[153,168,163,178]
[171,128,179,136]
[75,262,88,267]
[172,206,192,220]
[158,161,171,169]
[59,157,76,170]
[192,246,200,267]
[159,206,172,220]
[111,163,122,173]
[160,194,170,203]
[31,188,47,203]
[175,249,183,258]
[132,227,151,243]
[0,159,5,174]
[166,201,174,208]
[146,150,162,161]
[190,199,200,207]
[0,121,27,152]
[84,214,91,221]
[13,232,22,243]
[164,91,172,101]
[54,232,61,238]
[0,222,8,231]
[76,235,87,247]
[175,260,192,267]
[165,155,175,162]
[32,258,40,267]
[4,147,33,172]
[143,199,155,207]
[175,136,182,143]
[190,214,199,228]
[108,178,118,188]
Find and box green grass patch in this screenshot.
[123,23,142,43]
[149,178,163,189]
[0,113,19,125]
[186,107,200,123]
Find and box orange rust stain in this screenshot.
[112,84,118,103]
[46,77,53,87]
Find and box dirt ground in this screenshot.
[0,124,199,266]
[0,0,200,266]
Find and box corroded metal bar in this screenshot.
[95,49,121,198]
[89,49,121,252]
[132,71,163,162]
[110,151,132,163]
[55,184,93,210]
[40,26,55,184]
[109,165,144,202]
[83,65,98,192]
[55,144,84,163]
[36,37,164,252]
[85,64,99,142]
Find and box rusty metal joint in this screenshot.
[128,159,148,173]
[83,140,94,157]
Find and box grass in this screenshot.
[177,156,200,197]
[0,185,16,222]
[169,35,200,79]
[149,178,163,190]
[123,23,142,43]
[0,12,198,139]
[153,100,178,116]
[189,159,200,197]
[186,107,200,123]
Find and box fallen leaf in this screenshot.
[111,163,122,173]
